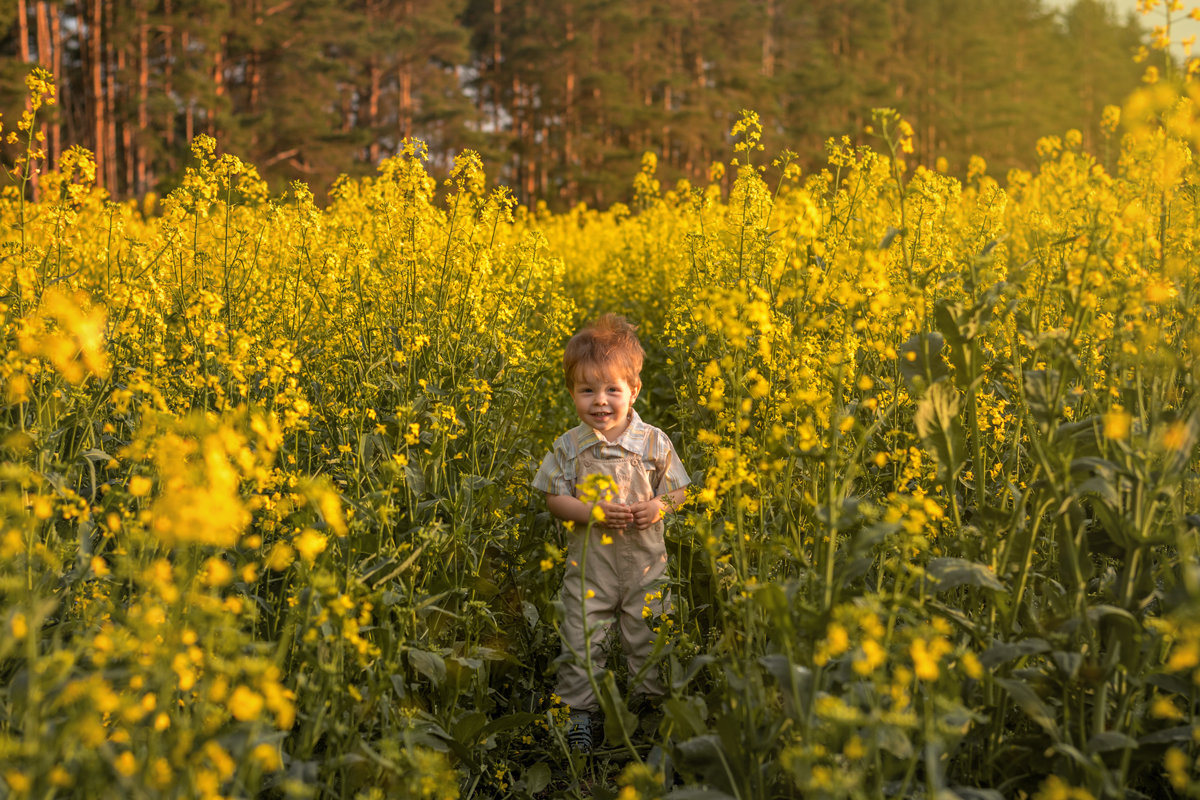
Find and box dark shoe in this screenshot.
[566,710,594,753]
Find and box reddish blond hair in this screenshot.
[563,313,644,389]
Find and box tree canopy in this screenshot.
[0,0,1155,207]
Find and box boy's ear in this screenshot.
[631,381,641,403]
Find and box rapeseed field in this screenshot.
[2,68,1199,799]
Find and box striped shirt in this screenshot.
[532,410,690,498]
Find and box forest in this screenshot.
[0,0,1152,207]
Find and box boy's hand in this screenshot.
[630,498,665,530]
[594,501,633,529]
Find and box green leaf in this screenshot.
[873,724,914,759]
[1086,731,1136,753]
[1022,369,1063,430]
[995,677,1060,740]
[1140,725,1193,745]
[1146,673,1193,696]
[479,711,540,738]
[850,520,900,557]
[898,332,949,389]
[949,787,1004,800]
[674,734,724,765]
[752,583,790,622]
[663,697,709,740]
[667,789,738,800]
[915,381,966,483]
[1048,742,1090,769]
[671,654,715,691]
[934,301,973,388]
[981,638,1050,669]
[597,672,638,747]
[405,461,426,497]
[1050,650,1082,681]
[759,654,812,717]
[451,711,487,743]
[407,649,446,686]
[879,226,901,249]
[927,557,1006,593]
[522,763,552,794]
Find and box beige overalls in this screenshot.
[557,449,668,711]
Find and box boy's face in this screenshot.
[570,366,640,440]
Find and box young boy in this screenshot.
[532,313,689,752]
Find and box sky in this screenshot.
[1044,0,1200,60]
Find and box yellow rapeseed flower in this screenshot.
[293,529,327,565]
[843,735,865,760]
[230,685,265,722]
[4,770,31,794]
[1151,694,1185,720]
[910,638,940,681]
[252,743,283,771]
[853,639,886,676]
[202,556,234,588]
[961,651,984,680]
[266,542,296,571]
[114,751,136,778]
[1103,408,1132,440]
[1165,747,1190,791]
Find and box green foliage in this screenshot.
[0,0,1162,206]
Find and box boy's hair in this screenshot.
[563,313,644,389]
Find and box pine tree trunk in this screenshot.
[163,0,176,171]
[17,0,31,64]
[50,3,61,168]
[211,33,226,138]
[120,39,133,192]
[18,0,33,198]
[690,0,704,180]
[539,121,548,197]
[361,0,377,161]
[247,0,263,160]
[762,0,775,78]
[183,30,194,144]
[137,4,149,194]
[398,0,414,141]
[103,0,119,191]
[90,0,107,190]
[564,3,575,200]
[492,0,502,134]
[663,85,671,166]
[592,14,604,205]
[35,2,53,170]
[368,59,381,161]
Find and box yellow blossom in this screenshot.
[293,529,327,565]
[229,685,265,722]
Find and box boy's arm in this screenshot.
[546,493,634,529]
[659,487,686,511]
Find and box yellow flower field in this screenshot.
[2,70,1200,799]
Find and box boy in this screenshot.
[532,313,689,753]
